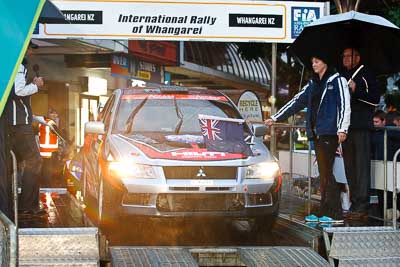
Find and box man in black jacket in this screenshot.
[6,41,45,217]
[341,48,381,218]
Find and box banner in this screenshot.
[0,0,45,115]
[34,0,328,43]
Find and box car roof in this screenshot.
[118,86,224,96]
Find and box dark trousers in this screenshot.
[10,125,42,211]
[315,135,342,218]
[342,130,371,213]
[0,116,10,218]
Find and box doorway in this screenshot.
[78,95,99,147]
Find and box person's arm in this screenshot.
[269,82,310,123]
[337,77,351,140]
[352,69,380,105]
[14,64,39,96]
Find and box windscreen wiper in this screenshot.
[125,97,148,133]
[173,97,184,134]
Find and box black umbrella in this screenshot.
[38,0,67,24]
[288,11,400,75]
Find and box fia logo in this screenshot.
[293,8,318,22]
[291,7,320,39]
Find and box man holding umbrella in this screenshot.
[340,47,380,219]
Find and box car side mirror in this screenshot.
[85,121,105,135]
[253,124,267,137]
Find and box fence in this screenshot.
[0,150,19,266]
[270,123,400,229]
[0,211,17,266]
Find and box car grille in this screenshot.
[163,166,237,179]
[156,193,244,212]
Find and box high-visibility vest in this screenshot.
[39,119,58,158]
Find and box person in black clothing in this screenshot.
[370,110,400,160]
[371,110,386,161]
[370,110,400,218]
[340,48,381,219]
[6,41,45,217]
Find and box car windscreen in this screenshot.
[114,94,244,134]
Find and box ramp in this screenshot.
[238,247,330,267]
[110,246,329,267]
[324,226,400,266]
[18,227,99,266]
[110,247,198,267]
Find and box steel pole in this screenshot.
[393,149,400,229]
[269,43,277,156]
[384,129,388,223]
[271,43,277,115]
[10,150,18,266]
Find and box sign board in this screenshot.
[111,54,163,84]
[130,59,163,84]
[111,54,130,79]
[0,0,45,115]
[237,91,263,122]
[33,0,328,43]
[128,41,178,66]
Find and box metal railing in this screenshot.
[0,150,19,267]
[271,123,400,228]
[0,211,17,267]
[392,148,400,229]
[376,126,400,228]
[270,123,313,204]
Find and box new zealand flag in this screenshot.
[198,114,252,156]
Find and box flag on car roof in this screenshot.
[198,114,252,156]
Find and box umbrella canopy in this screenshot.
[288,11,400,75]
[38,0,67,24]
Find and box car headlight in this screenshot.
[245,161,280,180]
[108,161,156,178]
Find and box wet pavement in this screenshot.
[18,189,90,229]
[17,187,384,249]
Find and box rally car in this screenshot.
[82,86,281,230]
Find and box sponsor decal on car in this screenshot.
[133,142,247,160]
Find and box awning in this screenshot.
[166,42,271,91]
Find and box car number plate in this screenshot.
[191,180,214,186]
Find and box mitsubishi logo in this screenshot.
[196,167,206,177]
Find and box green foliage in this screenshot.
[386,7,400,27]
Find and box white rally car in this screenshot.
[83,87,281,230]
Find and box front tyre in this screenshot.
[97,175,122,227]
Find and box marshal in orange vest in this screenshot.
[38,119,58,158]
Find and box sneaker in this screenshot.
[318,216,344,224]
[305,214,319,222]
